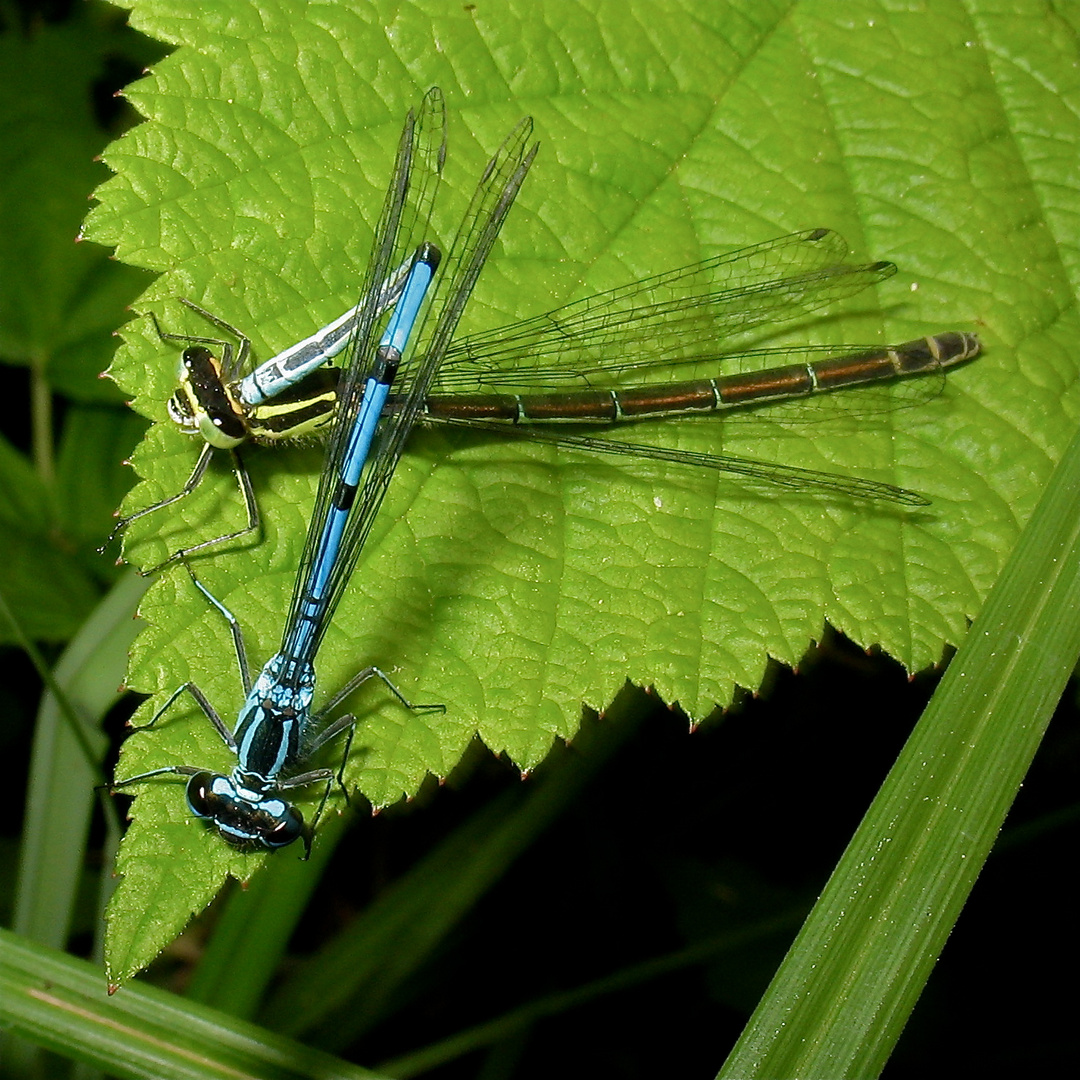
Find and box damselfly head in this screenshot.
[184,771,307,851]
[168,346,248,448]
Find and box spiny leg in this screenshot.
[100,440,215,553]
[110,679,231,792]
[316,665,446,720]
[137,447,261,576]
[184,561,252,695]
[102,303,260,570]
[153,300,251,379]
[126,679,234,748]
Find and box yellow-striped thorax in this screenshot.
[168,345,338,449]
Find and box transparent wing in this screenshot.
[283,89,446,654]
[290,113,537,655]
[432,228,897,391]
[238,88,446,401]
[427,417,931,506]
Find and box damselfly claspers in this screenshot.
[111,89,538,851]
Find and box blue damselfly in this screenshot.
[111,91,538,851]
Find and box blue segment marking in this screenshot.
[238,254,416,406]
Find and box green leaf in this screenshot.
[0,2,152,400]
[12,571,148,951]
[0,4,163,644]
[0,432,103,642]
[87,0,1076,980]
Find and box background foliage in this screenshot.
[1,0,1078,1077]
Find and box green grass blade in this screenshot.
[13,572,148,948]
[719,419,1080,1078]
[0,926,389,1080]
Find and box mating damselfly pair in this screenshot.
[110,88,979,852]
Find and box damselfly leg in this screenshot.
[101,304,264,573]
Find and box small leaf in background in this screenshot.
[0,2,162,641]
[0,3,153,397]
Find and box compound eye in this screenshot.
[182,345,213,365]
[184,772,219,818]
[167,392,196,426]
[263,806,305,848]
